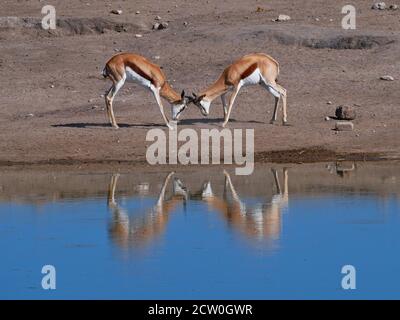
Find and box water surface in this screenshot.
[0,162,399,299]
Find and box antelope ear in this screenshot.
[181,90,185,99]
[192,92,197,98]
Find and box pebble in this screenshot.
[135,11,140,14]
[49,84,55,88]
[335,121,354,131]
[135,34,143,38]
[153,22,168,30]
[275,14,291,22]
[327,101,332,105]
[371,2,386,10]
[389,4,399,10]
[380,75,394,81]
[155,15,162,20]
[111,9,123,15]
[335,105,356,120]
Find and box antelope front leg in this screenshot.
[270,96,280,124]
[221,93,228,118]
[222,85,241,127]
[153,88,173,130]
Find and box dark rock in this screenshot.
[335,105,356,120]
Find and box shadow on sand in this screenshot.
[52,118,265,129]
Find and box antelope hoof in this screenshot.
[270,119,276,125]
[112,124,119,129]
[221,122,228,128]
[282,120,290,126]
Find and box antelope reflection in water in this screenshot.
[107,172,188,248]
[202,169,288,241]
[107,169,289,248]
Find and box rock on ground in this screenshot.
[371,2,386,10]
[380,75,394,81]
[335,106,356,120]
[275,14,291,22]
[335,121,354,131]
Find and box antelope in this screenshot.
[102,53,189,129]
[190,53,287,127]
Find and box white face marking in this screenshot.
[199,99,211,115]
[125,66,152,88]
[171,103,186,120]
[241,68,262,86]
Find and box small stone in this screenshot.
[315,17,320,21]
[160,22,169,29]
[111,9,123,15]
[335,105,356,120]
[325,116,331,121]
[380,75,394,81]
[49,84,55,88]
[335,121,354,131]
[27,113,34,117]
[275,14,291,22]
[255,7,265,13]
[134,34,143,38]
[183,21,188,26]
[371,2,386,10]
[153,22,168,30]
[389,4,399,10]
[155,15,162,20]
[154,55,160,60]
[91,105,99,110]
[327,101,332,105]
[135,11,140,14]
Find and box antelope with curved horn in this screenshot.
[190,53,287,127]
[102,53,190,129]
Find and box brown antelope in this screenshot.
[190,53,287,127]
[107,172,188,248]
[102,53,189,129]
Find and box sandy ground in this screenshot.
[0,0,399,165]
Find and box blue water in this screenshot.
[0,164,399,299]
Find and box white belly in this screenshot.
[241,68,262,86]
[125,66,152,88]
